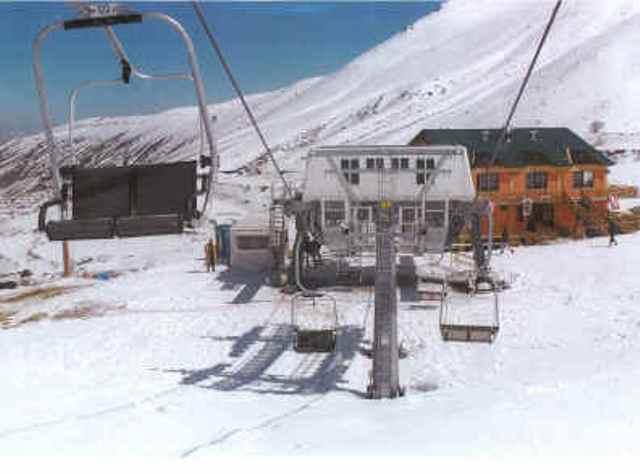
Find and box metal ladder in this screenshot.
[269,204,286,249]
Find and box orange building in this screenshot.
[409,128,613,240]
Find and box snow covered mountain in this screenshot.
[2,0,640,202]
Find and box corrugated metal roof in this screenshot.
[409,127,612,168]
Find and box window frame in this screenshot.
[526,171,548,190]
[477,172,500,192]
[573,170,594,189]
[324,200,346,227]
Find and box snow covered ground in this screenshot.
[1,219,640,456]
[2,0,640,456]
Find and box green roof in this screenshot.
[409,128,612,168]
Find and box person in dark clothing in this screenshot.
[500,227,509,254]
[204,238,216,272]
[608,218,618,247]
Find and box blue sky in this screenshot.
[0,2,441,139]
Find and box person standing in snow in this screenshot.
[500,227,510,254]
[204,238,217,272]
[608,217,618,247]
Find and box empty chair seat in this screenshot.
[115,214,183,238]
[46,218,114,241]
[294,329,336,353]
[440,324,498,343]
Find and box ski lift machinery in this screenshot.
[35,4,217,241]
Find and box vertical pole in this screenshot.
[62,241,72,277]
[367,201,402,399]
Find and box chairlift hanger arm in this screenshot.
[103,27,194,83]
[33,21,66,195]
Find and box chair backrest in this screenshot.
[69,162,197,220]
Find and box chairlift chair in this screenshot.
[34,6,217,241]
[291,291,338,353]
[439,277,500,344]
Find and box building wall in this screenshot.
[302,146,475,203]
[473,164,609,238]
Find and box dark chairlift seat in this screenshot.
[39,161,203,240]
[293,329,337,353]
[291,292,339,353]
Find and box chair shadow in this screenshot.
[162,324,366,397]
[216,269,267,304]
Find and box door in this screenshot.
[399,206,420,246]
[353,206,375,234]
[424,200,447,253]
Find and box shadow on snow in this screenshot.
[164,324,365,397]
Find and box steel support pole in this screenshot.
[368,203,402,399]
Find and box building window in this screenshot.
[236,235,269,250]
[400,158,409,169]
[416,158,435,185]
[376,158,384,169]
[526,171,548,190]
[573,170,594,188]
[341,159,360,185]
[477,172,499,192]
[366,158,375,169]
[391,158,399,169]
[325,201,346,227]
[425,200,445,228]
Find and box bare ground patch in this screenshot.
[0,284,91,304]
[1,302,126,330]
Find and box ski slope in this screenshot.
[1,222,640,455]
[2,0,640,456]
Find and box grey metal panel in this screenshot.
[116,214,183,238]
[63,14,143,30]
[72,168,131,219]
[135,162,196,217]
[309,145,466,158]
[46,218,114,241]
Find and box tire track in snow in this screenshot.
[0,386,180,440]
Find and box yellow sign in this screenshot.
[380,200,391,209]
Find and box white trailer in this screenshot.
[229,216,273,272]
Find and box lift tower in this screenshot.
[367,200,402,398]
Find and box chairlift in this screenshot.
[290,291,338,353]
[439,277,500,343]
[34,5,217,241]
